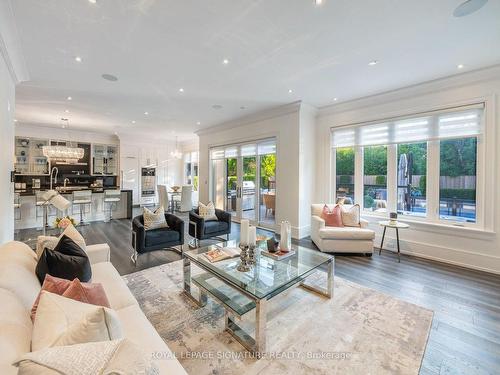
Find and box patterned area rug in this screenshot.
[123,261,432,375]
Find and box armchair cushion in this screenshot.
[189,208,231,240]
[204,221,229,235]
[319,227,375,240]
[198,202,218,221]
[145,227,181,248]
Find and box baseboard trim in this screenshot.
[378,235,500,275]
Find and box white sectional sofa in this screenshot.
[311,204,375,254]
[0,240,187,375]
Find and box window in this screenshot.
[363,146,387,212]
[335,147,355,203]
[397,142,427,217]
[184,151,199,190]
[331,104,483,227]
[439,137,477,223]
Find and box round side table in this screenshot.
[378,221,409,262]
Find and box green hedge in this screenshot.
[440,189,476,201]
[375,175,386,185]
[339,175,352,184]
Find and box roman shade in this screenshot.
[210,138,276,159]
[331,104,484,148]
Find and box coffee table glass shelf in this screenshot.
[183,240,334,354]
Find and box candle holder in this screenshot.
[237,244,251,272]
[248,245,256,266]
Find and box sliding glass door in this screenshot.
[210,138,276,228]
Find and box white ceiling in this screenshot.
[11,0,500,139]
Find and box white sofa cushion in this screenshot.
[117,304,188,375]
[32,291,122,351]
[319,227,375,240]
[0,242,40,310]
[0,289,32,375]
[91,262,138,310]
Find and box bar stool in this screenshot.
[35,190,54,229]
[14,193,21,220]
[72,190,92,225]
[103,189,121,222]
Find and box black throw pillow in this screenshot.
[35,234,92,284]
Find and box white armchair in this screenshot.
[311,204,375,255]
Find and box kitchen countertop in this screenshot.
[15,188,132,197]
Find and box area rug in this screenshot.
[123,261,432,375]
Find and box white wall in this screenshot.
[197,102,315,238]
[315,65,500,274]
[0,52,15,244]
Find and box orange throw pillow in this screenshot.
[31,275,110,321]
[321,204,344,227]
[62,278,110,308]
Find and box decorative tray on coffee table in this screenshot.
[261,249,296,260]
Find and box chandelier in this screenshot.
[42,145,84,163]
[170,136,182,159]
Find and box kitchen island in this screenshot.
[14,188,133,230]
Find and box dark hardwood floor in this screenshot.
[14,211,500,375]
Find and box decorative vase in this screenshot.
[280,221,292,252]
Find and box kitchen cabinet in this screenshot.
[92,144,118,175]
[14,137,49,175]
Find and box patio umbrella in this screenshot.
[398,154,409,211]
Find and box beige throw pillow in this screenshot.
[341,204,361,227]
[198,201,218,221]
[36,224,86,259]
[32,291,122,351]
[143,206,168,230]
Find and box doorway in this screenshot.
[210,139,276,228]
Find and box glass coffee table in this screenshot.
[183,240,334,354]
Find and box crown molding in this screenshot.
[196,101,302,136]
[317,63,500,118]
[0,0,29,83]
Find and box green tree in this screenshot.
[260,154,276,189]
[364,146,387,175]
[440,138,477,177]
[336,147,355,175]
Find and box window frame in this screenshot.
[330,104,488,231]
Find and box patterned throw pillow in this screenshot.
[198,202,218,221]
[341,204,361,227]
[143,206,168,230]
[321,204,344,227]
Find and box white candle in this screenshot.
[248,226,257,247]
[240,219,249,246]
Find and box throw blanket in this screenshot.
[13,339,158,375]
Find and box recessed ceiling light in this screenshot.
[131,120,136,124]
[315,0,323,5]
[333,98,338,101]
[144,112,149,115]
[288,89,293,94]
[67,96,72,101]
[457,64,465,69]
[179,88,184,93]
[14,119,18,122]
[212,104,223,110]
[65,109,70,113]
[102,73,118,82]
[453,0,488,17]
[196,121,201,125]
[88,0,97,3]
[368,60,379,66]
[222,58,230,65]
[75,56,82,63]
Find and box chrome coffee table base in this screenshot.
[182,254,334,354]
